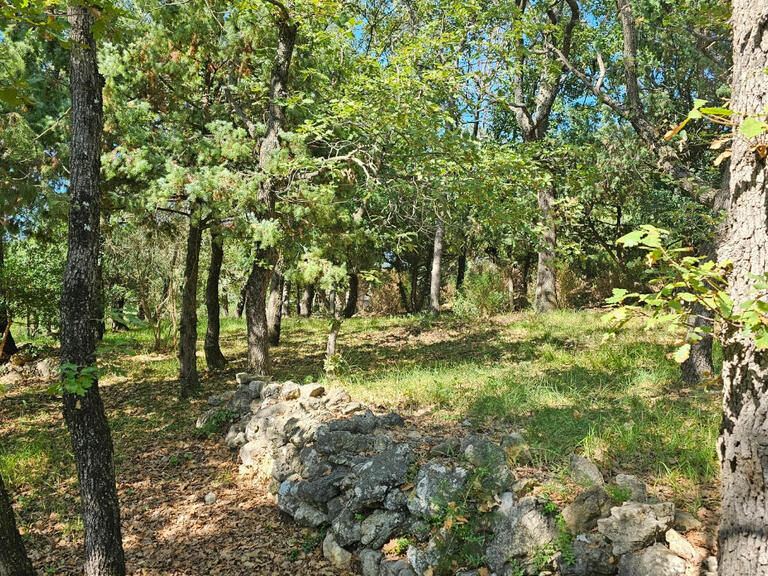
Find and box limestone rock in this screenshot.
[569,453,604,486]
[360,510,405,549]
[486,494,559,576]
[617,543,686,576]
[236,372,260,385]
[673,509,702,532]
[332,509,362,547]
[378,559,416,576]
[301,383,326,398]
[279,381,301,400]
[559,533,617,576]
[665,528,698,562]
[460,434,514,492]
[408,461,469,519]
[203,491,216,504]
[562,485,613,534]
[359,549,383,576]
[612,474,647,503]
[352,443,414,508]
[597,502,675,555]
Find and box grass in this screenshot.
[0,308,721,568]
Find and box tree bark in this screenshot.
[343,273,358,318]
[0,233,18,358]
[535,185,558,313]
[204,226,226,370]
[266,268,283,346]
[456,242,467,291]
[429,218,444,316]
[300,284,314,317]
[245,255,272,375]
[716,3,768,572]
[179,218,202,398]
[281,279,290,318]
[236,282,247,319]
[0,474,34,576]
[62,7,126,575]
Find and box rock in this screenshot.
[617,543,686,576]
[597,502,675,555]
[196,407,222,429]
[559,532,617,576]
[226,385,258,414]
[612,474,647,503]
[323,532,353,570]
[361,510,405,549]
[665,529,698,562]
[501,432,532,464]
[379,559,416,576]
[511,477,538,496]
[384,489,408,512]
[0,371,23,388]
[204,492,216,504]
[248,380,266,397]
[261,382,282,399]
[332,509,363,546]
[33,357,58,380]
[279,381,301,400]
[236,372,260,385]
[430,438,460,456]
[359,549,384,576]
[293,502,328,527]
[352,443,414,508]
[562,485,613,534]
[301,383,325,398]
[342,402,366,415]
[408,461,469,519]
[406,542,441,576]
[326,388,352,407]
[673,509,702,532]
[569,454,604,486]
[486,494,559,576]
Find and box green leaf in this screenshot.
[673,343,691,364]
[617,229,645,248]
[739,117,768,139]
[700,107,734,116]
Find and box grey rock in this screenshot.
[408,461,469,519]
[384,489,408,512]
[352,443,414,508]
[196,407,220,429]
[326,388,352,407]
[597,502,675,556]
[316,429,375,455]
[361,510,405,549]
[323,532,353,570]
[673,509,702,532]
[461,435,514,492]
[559,532,617,576]
[236,372,260,385]
[379,559,416,576]
[342,402,366,415]
[562,485,613,534]
[294,502,328,527]
[617,544,686,576]
[204,491,216,504]
[248,380,266,397]
[279,381,301,400]
[359,549,384,576]
[665,528,698,561]
[33,357,58,380]
[224,427,247,449]
[406,542,441,576]
[486,494,559,576]
[261,382,282,399]
[430,438,460,456]
[569,454,604,486]
[226,384,258,414]
[612,474,647,503]
[332,509,363,546]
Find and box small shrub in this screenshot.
[452,262,510,319]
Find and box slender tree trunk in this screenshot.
[179,218,202,398]
[343,273,358,318]
[236,282,247,319]
[429,218,444,316]
[267,268,283,346]
[300,285,314,317]
[0,234,18,358]
[204,226,226,370]
[716,4,768,572]
[0,474,34,576]
[409,255,420,312]
[112,295,129,331]
[62,7,125,575]
[281,279,291,318]
[535,185,558,313]
[245,255,272,375]
[456,242,467,291]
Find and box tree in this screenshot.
[60,5,126,575]
[716,1,768,571]
[0,474,34,576]
[204,225,227,369]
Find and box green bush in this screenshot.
[452,263,510,318]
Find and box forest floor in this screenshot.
[0,310,721,575]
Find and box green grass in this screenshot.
[4,309,720,518]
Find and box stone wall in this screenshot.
[199,377,716,576]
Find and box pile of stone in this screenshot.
[199,377,715,576]
[0,354,58,389]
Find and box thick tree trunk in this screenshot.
[343,273,358,318]
[429,218,444,316]
[62,7,125,576]
[716,3,768,572]
[267,269,283,346]
[204,227,226,370]
[0,475,34,576]
[535,185,557,313]
[179,218,202,398]
[300,285,314,317]
[456,243,467,291]
[245,254,273,376]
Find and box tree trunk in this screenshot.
[456,242,467,291]
[179,218,202,398]
[343,273,358,318]
[409,255,421,312]
[0,233,18,358]
[245,255,272,376]
[62,7,126,576]
[112,295,129,331]
[236,282,247,319]
[0,474,34,576]
[716,3,768,572]
[429,218,444,316]
[267,269,283,346]
[281,279,291,318]
[535,185,558,313]
[95,243,105,341]
[300,285,314,317]
[204,226,226,370]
